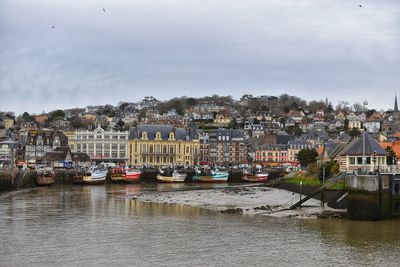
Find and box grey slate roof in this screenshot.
[339,132,388,156]
[129,124,196,141]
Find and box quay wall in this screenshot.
[346,174,393,220]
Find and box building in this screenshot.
[74,126,128,162]
[44,147,90,168]
[255,144,288,164]
[337,132,388,173]
[128,124,200,166]
[287,139,313,162]
[21,129,68,164]
[198,133,210,164]
[382,93,400,134]
[209,129,247,165]
[3,118,14,130]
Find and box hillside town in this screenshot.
[0,93,399,173]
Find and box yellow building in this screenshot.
[3,118,14,130]
[128,125,200,166]
[64,131,76,152]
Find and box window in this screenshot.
[96,135,102,139]
[357,157,363,165]
[88,135,94,139]
[113,135,118,140]
[149,144,153,154]
[104,135,110,139]
[120,136,126,140]
[120,145,126,151]
[142,144,147,153]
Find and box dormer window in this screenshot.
[141,131,148,140]
[169,132,175,140]
[156,132,162,140]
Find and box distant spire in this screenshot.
[395,91,399,112]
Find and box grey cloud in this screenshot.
[1,0,400,114]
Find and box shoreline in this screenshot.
[124,184,346,219]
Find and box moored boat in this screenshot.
[82,167,107,184]
[192,168,229,183]
[125,167,141,183]
[157,169,187,183]
[35,166,55,186]
[241,169,268,182]
[110,167,126,182]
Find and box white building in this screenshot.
[74,126,128,162]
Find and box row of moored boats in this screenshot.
[35,165,272,186]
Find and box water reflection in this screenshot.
[1,185,400,266]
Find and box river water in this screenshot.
[1,184,400,267]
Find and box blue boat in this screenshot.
[192,169,229,183]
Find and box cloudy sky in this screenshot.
[1,0,399,114]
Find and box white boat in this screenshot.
[157,169,187,183]
[82,167,107,184]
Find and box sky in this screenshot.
[1,0,400,115]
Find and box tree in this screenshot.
[49,110,65,121]
[22,112,33,122]
[296,148,318,168]
[319,160,339,181]
[69,115,84,129]
[347,127,361,138]
[114,119,125,131]
[285,126,303,137]
[385,146,397,165]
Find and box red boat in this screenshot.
[242,170,269,182]
[110,167,126,182]
[125,168,141,182]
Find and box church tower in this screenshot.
[393,91,400,120]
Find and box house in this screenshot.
[364,120,381,134]
[255,144,288,163]
[337,132,388,173]
[3,118,14,130]
[128,124,200,166]
[287,139,313,162]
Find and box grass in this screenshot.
[285,172,346,190]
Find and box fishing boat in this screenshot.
[82,166,107,184]
[192,167,229,183]
[125,167,141,183]
[35,166,55,186]
[110,167,126,182]
[241,169,269,182]
[157,168,187,183]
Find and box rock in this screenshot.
[220,208,243,214]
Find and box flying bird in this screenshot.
[359,4,362,7]
[51,26,55,29]
[102,8,106,12]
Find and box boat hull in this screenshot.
[241,174,268,182]
[192,174,228,183]
[82,170,107,185]
[82,176,106,184]
[110,174,127,182]
[36,175,55,186]
[156,174,186,183]
[125,170,141,183]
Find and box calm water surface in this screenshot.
[1,184,400,267]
